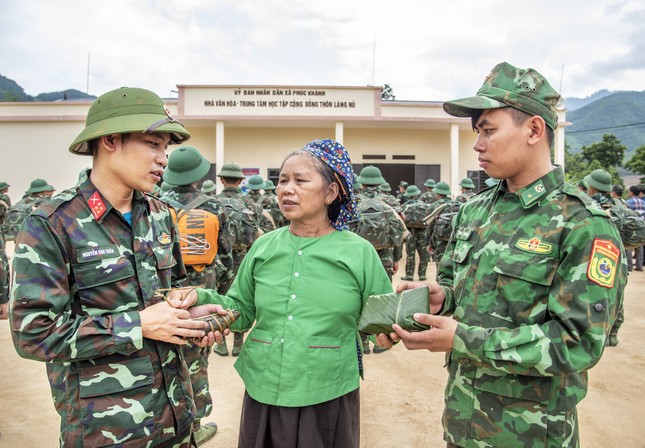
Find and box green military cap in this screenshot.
[584,169,612,193]
[217,162,245,179]
[399,181,409,188]
[612,184,624,195]
[0,181,9,190]
[69,87,190,155]
[163,146,210,186]
[201,179,216,193]
[424,178,436,188]
[485,177,500,188]
[403,185,421,197]
[247,174,265,190]
[27,178,55,194]
[433,181,452,197]
[460,177,476,189]
[263,179,276,190]
[356,165,386,185]
[443,62,561,130]
[380,182,392,192]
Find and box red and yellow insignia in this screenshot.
[157,232,172,245]
[587,238,619,288]
[88,191,107,220]
[516,237,553,254]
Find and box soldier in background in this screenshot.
[161,146,235,445]
[425,181,457,264]
[0,231,8,319]
[2,179,55,244]
[401,185,432,281]
[383,62,626,448]
[261,179,288,228]
[246,174,266,204]
[455,177,476,203]
[626,185,644,272]
[419,178,436,204]
[0,181,11,228]
[396,181,409,204]
[201,179,217,196]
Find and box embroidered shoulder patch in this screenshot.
[587,238,619,288]
[516,237,553,254]
[88,191,107,220]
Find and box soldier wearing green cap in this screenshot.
[215,163,275,356]
[2,179,56,243]
[424,181,457,264]
[161,145,236,445]
[10,87,223,447]
[258,179,288,228]
[380,62,627,448]
[246,174,266,204]
[201,179,217,196]
[401,184,433,282]
[455,177,476,203]
[419,178,437,205]
[0,181,11,229]
[0,180,9,317]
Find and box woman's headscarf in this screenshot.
[302,139,358,230]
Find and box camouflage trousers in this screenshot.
[376,247,395,282]
[182,340,213,420]
[405,227,429,278]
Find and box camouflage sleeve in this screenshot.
[450,216,626,377]
[216,209,234,273]
[0,234,8,304]
[10,215,143,362]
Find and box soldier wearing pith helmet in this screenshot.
[455,177,476,203]
[387,62,626,448]
[10,87,222,447]
[419,178,436,204]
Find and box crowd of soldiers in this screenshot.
[1,160,643,445]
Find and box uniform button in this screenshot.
[294,272,300,277]
[20,298,28,305]
[280,338,285,344]
[288,315,293,320]
[593,303,605,312]
[297,250,303,255]
[290,294,296,299]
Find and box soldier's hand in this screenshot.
[392,261,399,274]
[166,287,199,309]
[140,301,208,345]
[396,281,445,315]
[391,313,457,352]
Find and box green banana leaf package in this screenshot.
[357,286,431,335]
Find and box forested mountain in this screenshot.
[0,73,94,101]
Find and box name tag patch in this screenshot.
[77,245,119,263]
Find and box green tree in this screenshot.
[625,145,645,184]
[381,84,395,100]
[580,134,625,168]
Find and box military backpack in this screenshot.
[353,197,404,250]
[606,204,645,250]
[165,195,220,271]
[402,200,434,228]
[1,198,44,242]
[218,196,261,250]
[429,201,462,243]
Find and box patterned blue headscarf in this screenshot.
[302,139,358,230]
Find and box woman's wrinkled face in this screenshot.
[277,154,334,224]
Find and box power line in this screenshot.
[567,120,645,135]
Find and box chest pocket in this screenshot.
[73,254,135,290]
[451,227,474,264]
[493,249,560,326]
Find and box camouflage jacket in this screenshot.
[0,192,10,224]
[219,187,276,235]
[10,178,195,447]
[161,185,234,291]
[455,191,475,203]
[418,190,436,205]
[355,187,403,262]
[258,191,288,228]
[437,167,627,448]
[0,232,8,304]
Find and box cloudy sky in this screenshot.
[2,0,644,102]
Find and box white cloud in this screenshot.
[2,0,645,100]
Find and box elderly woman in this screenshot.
[172,139,393,447]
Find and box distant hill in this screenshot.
[0,73,95,102]
[564,90,616,111]
[565,91,645,161]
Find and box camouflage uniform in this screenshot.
[455,191,475,203]
[418,190,436,205]
[426,196,455,262]
[436,168,627,447]
[10,177,196,446]
[401,196,431,280]
[0,190,11,227]
[0,232,8,307]
[260,190,288,228]
[163,184,235,424]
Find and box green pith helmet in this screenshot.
[460,177,476,189]
[403,185,421,197]
[584,169,612,193]
[424,178,436,188]
[443,61,561,130]
[69,87,190,155]
[27,178,55,194]
[380,182,392,192]
[217,162,245,179]
[399,181,409,189]
[433,181,452,196]
[263,179,276,190]
[247,174,265,190]
[0,181,9,190]
[356,165,386,185]
[163,146,210,186]
[485,177,500,187]
[161,181,175,192]
[201,179,216,193]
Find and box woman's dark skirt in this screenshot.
[238,389,360,448]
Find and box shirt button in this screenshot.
[288,315,293,320]
[593,303,605,312]
[297,250,303,255]
[280,338,285,344]
[290,294,296,299]
[294,272,300,277]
